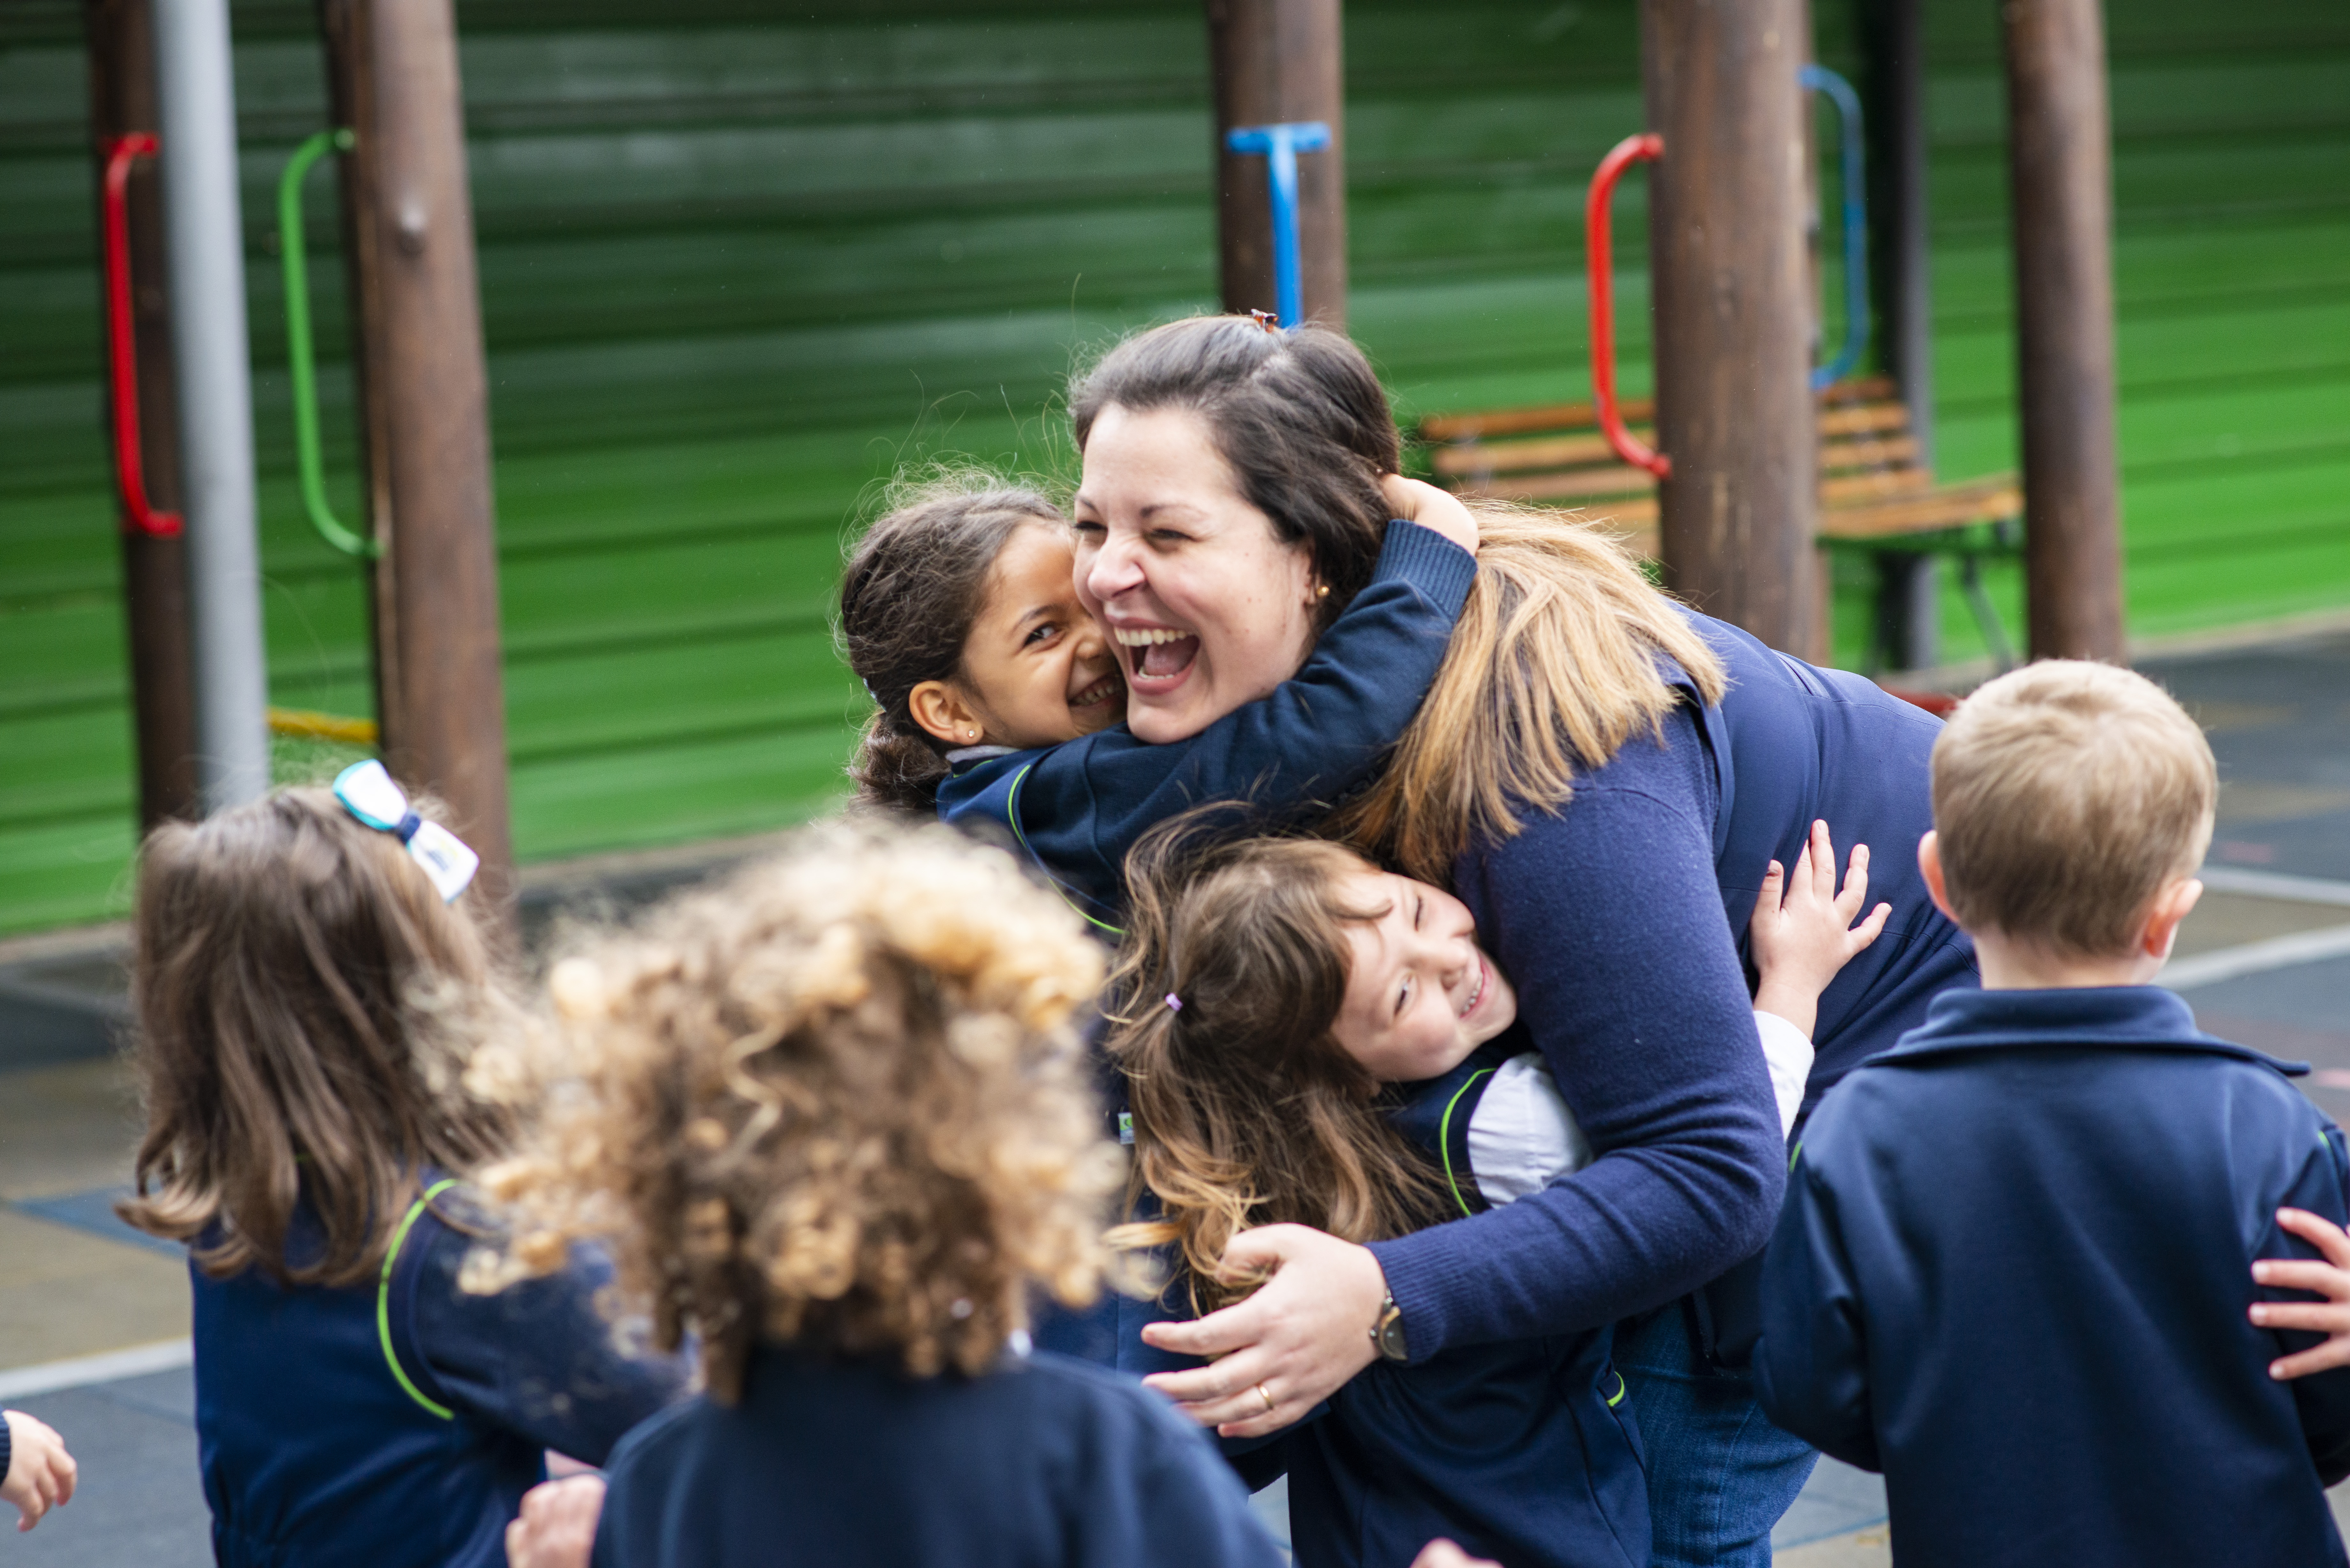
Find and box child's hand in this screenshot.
[1750,820,1891,1039]
[1380,473,1478,555]
[1412,1542,1502,1568]
[2251,1208,2350,1379]
[0,1411,75,1531]
[506,1474,605,1568]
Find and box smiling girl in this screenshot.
[1104,819,1886,1568]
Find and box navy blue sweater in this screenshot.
[192,1181,689,1568]
[590,1344,1286,1568]
[936,520,1478,926]
[1367,616,1973,1360]
[1754,986,2350,1568]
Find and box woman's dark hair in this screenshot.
[1071,316,1399,621]
[1103,810,1447,1313]
[119,787,518,1288]
[837,477,1065,814]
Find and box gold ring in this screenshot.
[1255,1383,1276,1414]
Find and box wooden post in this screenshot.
[2003,0,2124,662]
[317,0,516,909]
[1642,0,1822,658]
[1206,0,1348,330]
[1862,0,1939,669]
[84,0,200,831]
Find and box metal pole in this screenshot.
[2004,0,2124,663]
[318,0,517,912]
[1641,0,1822,659]
[1863,0,1939,669]
[84,0,200,830]
[152,0,270,812]
[1207,0,1348,330]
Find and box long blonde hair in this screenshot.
[1333,504,1727,882]
[1104,816,1447,1314]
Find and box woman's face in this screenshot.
[1072,403,1318,745]
[1329,867,1518,1084]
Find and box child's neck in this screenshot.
[1969,930,2165,991]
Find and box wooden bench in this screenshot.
[1412,375,2022,671]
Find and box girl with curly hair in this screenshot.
[479,820,1283,1568]
[119,771,687,1568]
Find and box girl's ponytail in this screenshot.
[837,476,1064,815]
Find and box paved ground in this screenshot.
[0,630,2345,1562]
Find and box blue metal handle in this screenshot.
[1800,64,1870,390]
[1225,120,1331,330]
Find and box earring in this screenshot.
[1315,582,1331,600]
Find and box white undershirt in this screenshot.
[1464,1011,1815,1209]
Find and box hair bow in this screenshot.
[332,760,481,902]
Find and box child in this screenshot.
[1753,661,2350,1568]
[0,1411,74,1532]
[838,469,1479,924]
[119,765,688,1568]
[477,820,1286,1568]
[1103,818,1885,1568]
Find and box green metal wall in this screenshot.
[1,0,2345,934]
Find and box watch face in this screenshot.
[1376,1307,1408,1362]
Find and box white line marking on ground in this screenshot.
[2164,924,2350,991]
[0,1339,191,1401]
[2199,868,2350,908]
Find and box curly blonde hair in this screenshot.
[474,819,1120,1402]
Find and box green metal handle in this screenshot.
[278,128,375,559]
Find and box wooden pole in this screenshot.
[1206,0,1348,330]
[83,0,200,831]
[317,0,516,910]
[1862,0,1939,669]
[2003,0,2124,662]
[1642,0,1822,659]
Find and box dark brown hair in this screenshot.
[119,788,516,1288]
[1104,814,1446,1312]
[476,819,1119,1399]
[837,477,1065,814]
[1071,315,1399,623]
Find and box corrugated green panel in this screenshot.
[2,0,2346,933]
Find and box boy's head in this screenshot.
[479,820,1118,1402]
[1929,660,2216,961]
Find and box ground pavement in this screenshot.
[0,629,2346,1564]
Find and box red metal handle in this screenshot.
[1586,132,1669,480]
[102,134,181,539]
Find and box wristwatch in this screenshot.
[1371,1292,1409,1363]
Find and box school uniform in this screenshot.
[1754,985,2350,1568]
[588,1340,1285,1568]
[192,1178,689,1568]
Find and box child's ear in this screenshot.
[2142,875,2206,962]
[1916,832,1959,925]
[908,680,988,747]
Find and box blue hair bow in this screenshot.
[332,760,481,902]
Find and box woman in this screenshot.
[1007,315,1975,1568]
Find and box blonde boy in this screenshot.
[1754,661,2350,1568]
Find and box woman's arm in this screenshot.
[938,516,1476,912]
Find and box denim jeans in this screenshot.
[1617,1304,1818,1568]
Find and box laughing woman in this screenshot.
[965,315,1976,1568]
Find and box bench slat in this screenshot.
[1818,478,2021,541]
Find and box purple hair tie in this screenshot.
[1164,993,1183,1013]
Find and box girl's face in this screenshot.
[916,522,1126,751]
[1329,867,1518,1083]
[1072,403,1319,745]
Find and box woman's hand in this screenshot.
[1140,1224,1389,1438]
[1749,820,1891,1038]
[2252,1207,2350,1379]
[0,1411,75,1532]
[505,1474,606,1568]
[1380,474,1478,556]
